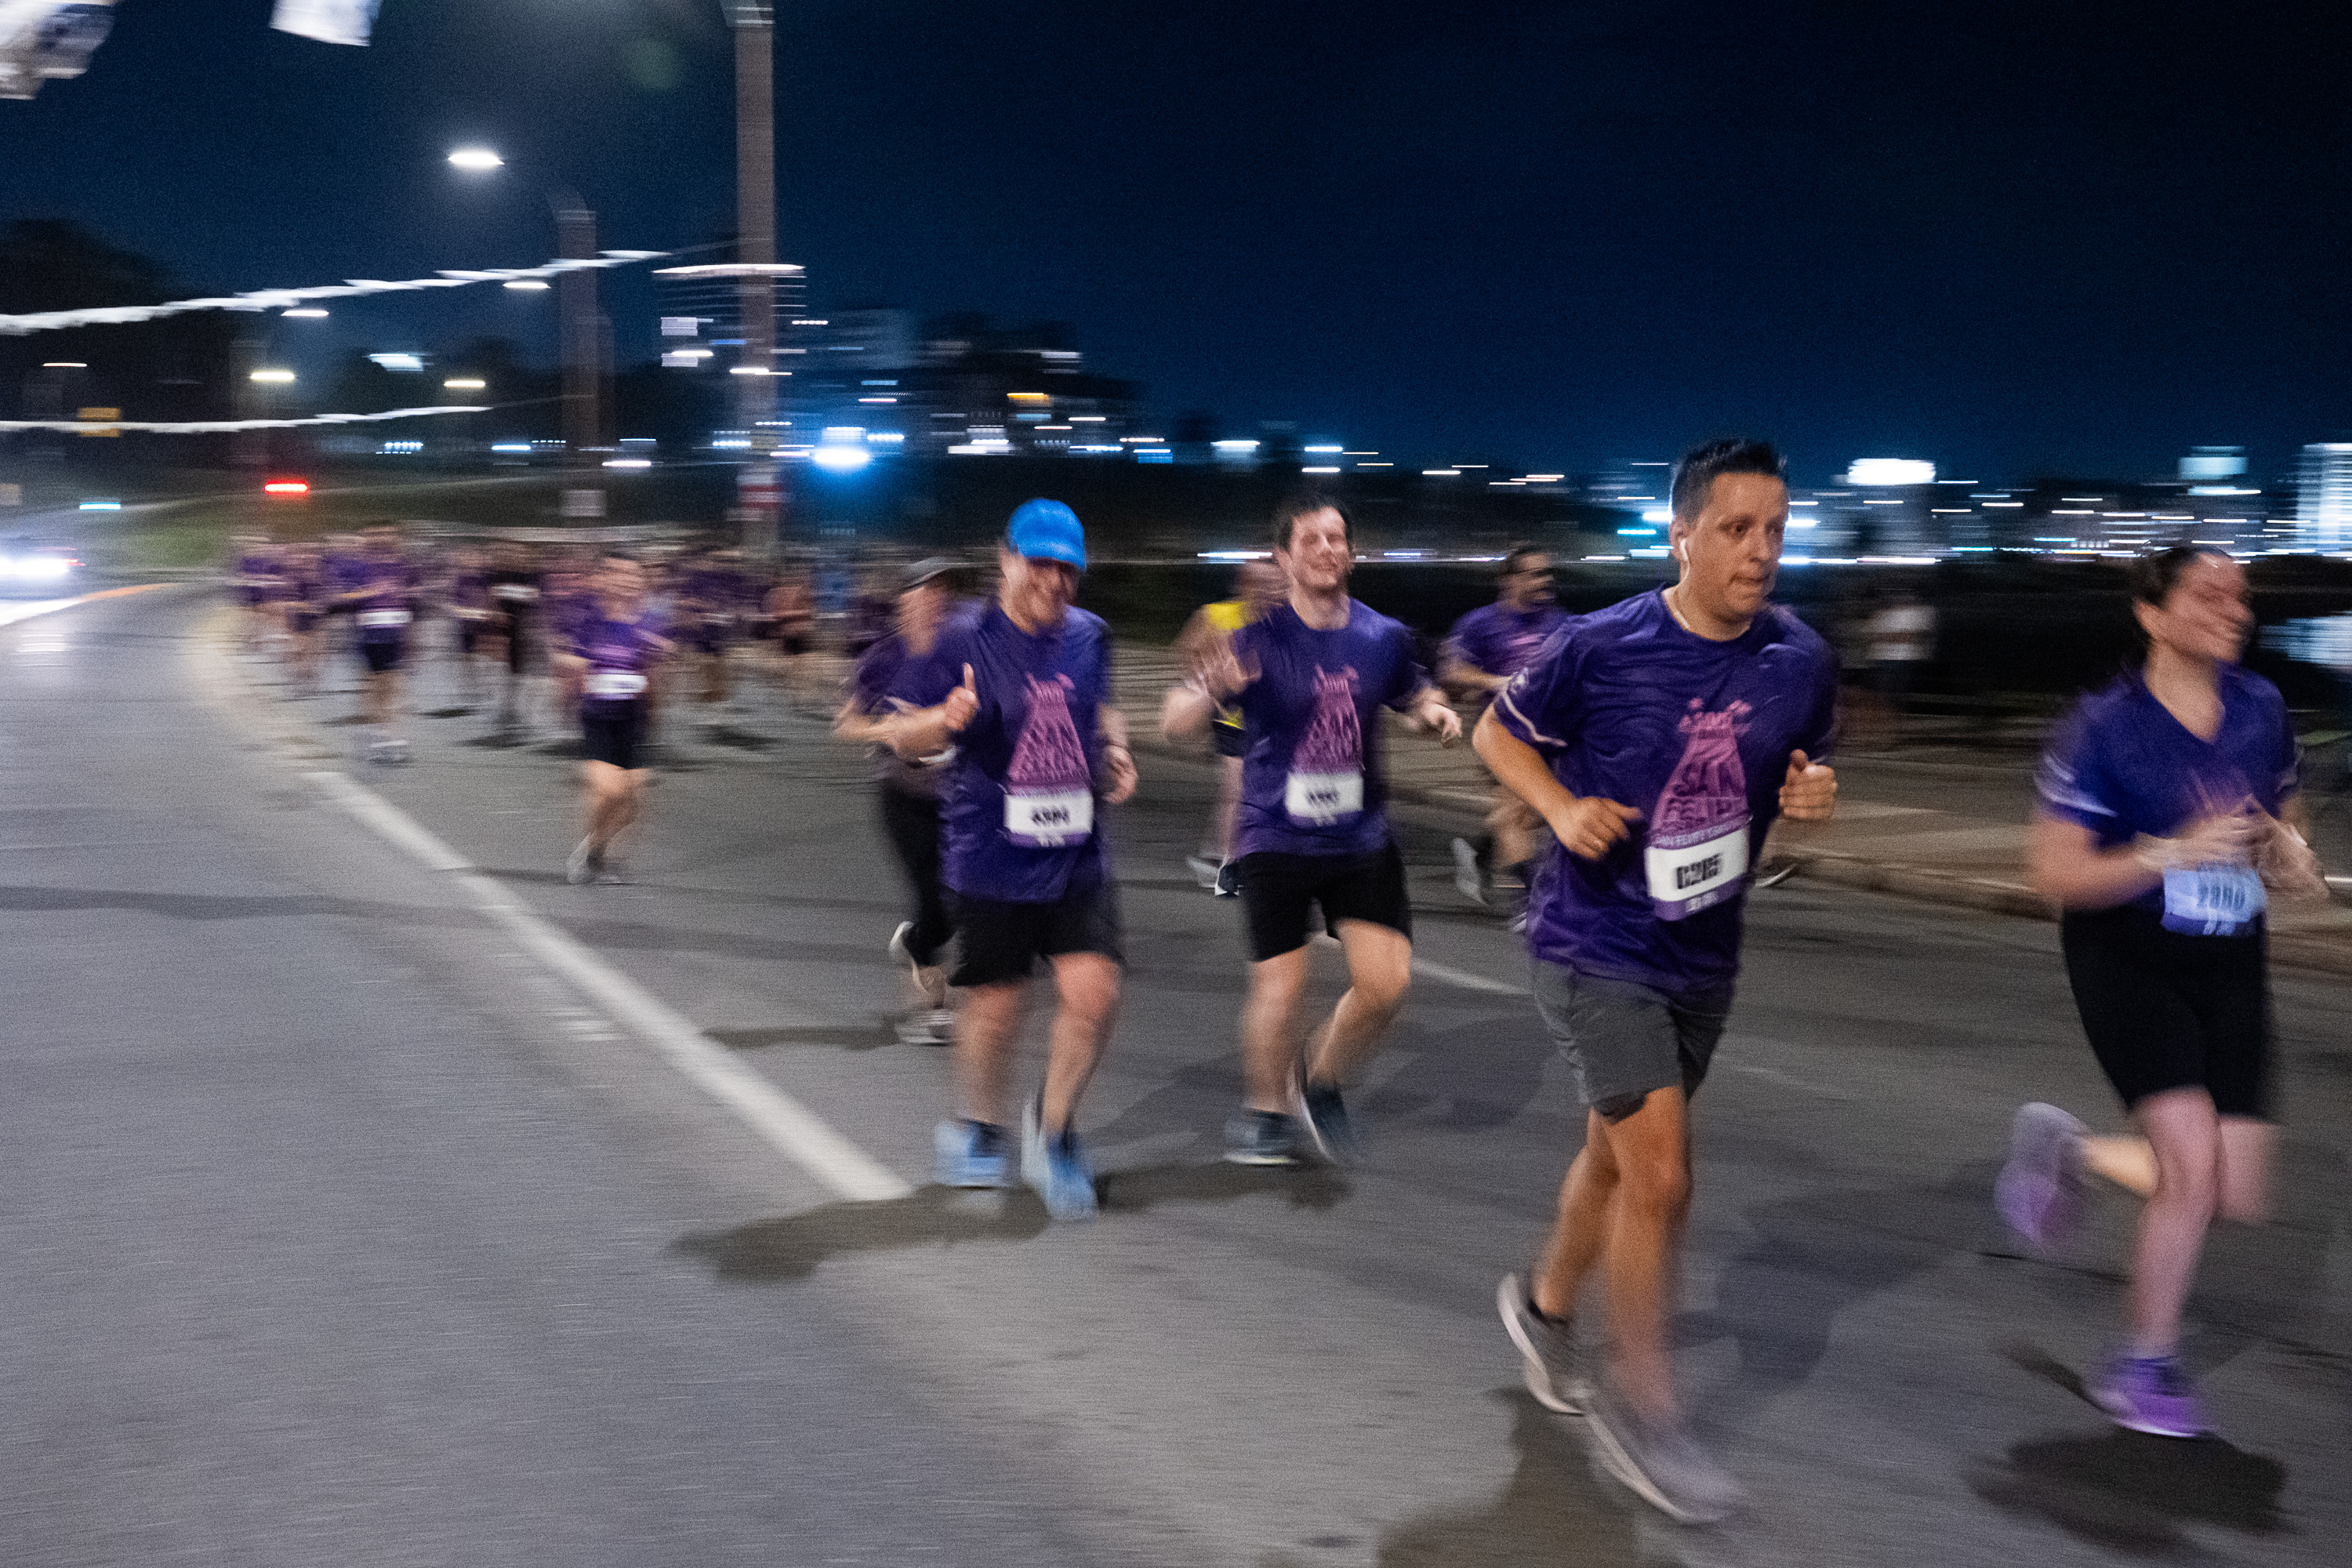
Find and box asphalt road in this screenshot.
[5,584,2347,1567]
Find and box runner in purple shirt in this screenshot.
[835,557,965,1046]
[1475,439,1838,1523]
[554,550,671,884]
[1995,546,2324,1440]
[332,522,424,764]
[1441,545,1570,912]
[884,501,1137,1220]
[1165,490,1461,1167]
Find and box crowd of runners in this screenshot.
[229,438,2328,1527]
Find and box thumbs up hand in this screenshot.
[942,662,980,734]
[1780,750,1837,821]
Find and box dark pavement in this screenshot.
[4,583,2346,1566]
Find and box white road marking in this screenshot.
[305,769,913,1203]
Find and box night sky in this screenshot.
[4,0,2347,483]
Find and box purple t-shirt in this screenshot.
[1446,602,1569,687]
[349,557,422,643]
[1229,601,1431,861]
[568,604,669,712]
[853,630,963,800]
[2036,664,2296,927]
[937,602,1115,903]
[1494,590,1838,995]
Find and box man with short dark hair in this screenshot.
[1443,544,1568,913]
[1476,438,1838,1523]
[885,500,1136,1220]
[1166,491,1461,1166]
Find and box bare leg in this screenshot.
[1532,1109,1621,1320]
[1303,919,1411,1086]
[1038,953,1120,1134]
[2215,1116,2274,1223]
[2126,1087,2222,1355]
[1211,756,1242,859]
[954,979,1028,1127]
[2085,1134,2158,1198]
[1592,1087,1694,1425]
[1240,946,1312,1111]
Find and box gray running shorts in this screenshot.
[1530,960,1735,1122]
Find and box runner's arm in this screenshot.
[1472,706,1639,859]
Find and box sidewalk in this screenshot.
[1112,647,2352,978]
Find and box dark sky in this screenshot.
[4,0,2347,483]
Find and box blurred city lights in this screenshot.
[248,368,295,383]
[76,500,119,511]
[442,378,485,390]
[446,147,505,172]
[503,280,550,292]
[811,445,871,472]
[602,458,652,470]
[1845,459,1936,486]
[281,308,328,318]
[42,361,85,368]
[262,480,309,495]
[368,354,424,372]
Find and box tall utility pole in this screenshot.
[555,191,607,519]
[728,3,782,551]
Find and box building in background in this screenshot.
[2296,444,2352,553]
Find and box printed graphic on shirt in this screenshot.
[1004,673,1093,846]
[1646,699,1752,920]
[1287,665,1367,824]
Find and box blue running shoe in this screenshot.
[934,1118,1009,1189]
[1022,1098,1098,1221]
[1223,1109,1302,1166]
[1294,1075,1361,1166]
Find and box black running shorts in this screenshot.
[580,703,649,771]
[946,877,1123,988]
[1212,714,1247,759]
[359,637,405,673]
[1234,840,1410,962]
[2060,904,2273,1119]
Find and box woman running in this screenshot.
[1998,544,2324,1437]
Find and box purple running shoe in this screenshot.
[1996,1102,2088,1254]
[2092,1351,2208,1438]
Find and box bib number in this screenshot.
[2162,864,2264,936]
[357,608,412,630]
[1284,770,1364,826]
[1004,789,1092,848]
[585,670,648,699]
[1645,822,1749,921]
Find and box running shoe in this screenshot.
[1496,1273,1589,1414]
[594,858,630,886]
[1995,1102,2089,1254]
[1214,858,1241,898]
[1222,1109,1302,1167]
[1186,854,1221,891]
[2090,1350,2208,1438]
[934,1118,1009,1189]
[565,837,601,886]
[1583,1389,1745,1525]
[887,920,920,981]
[895,1008,955,1047]
[1294,1074,1361,1166]
[1451,837,1489,906]
[1022,1098,1098,1221]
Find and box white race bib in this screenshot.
[585,670,648,699]
[1004,789,1092,848]
[1284,769,1364,826]
[357,608,412,629]
[1645,822,1749,921]
[2162,864,2264,936]
[492,583,539,602]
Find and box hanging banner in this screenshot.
[0,2,117,100]
[270,0,381,48]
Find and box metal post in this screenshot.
[554,191,606,519]
[730,3,781,552]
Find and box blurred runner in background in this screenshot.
[558,550,671,886]
[334,522,423,764]
[1165,557,1286,895]
[1442,545,1568,916]
[1999,544,2324,1439]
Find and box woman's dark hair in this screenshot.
[1500,543,1546,578]
[1271,488,1351,552]
[2128,544,2227,609]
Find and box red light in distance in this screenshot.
[263,480,310,495]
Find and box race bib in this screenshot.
[1645,822,1749,921]
[585,670,648,699]
[357,608,412,629]
[2162,864,2264,936]
[1284,769,1364,826]
[492,583,539,602]
[1004,789,1092,848]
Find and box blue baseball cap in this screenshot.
[1006,498,1087,571]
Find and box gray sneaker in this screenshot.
[1584,1390,1744,1525]
[1496,1274,1588,1414]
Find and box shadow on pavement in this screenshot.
[1258,1392,1647,1567]
[676,1164,1349,1283]
[706,1022,899,1053]
[0,884,477,927]
[1966,1425,2288,1552]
